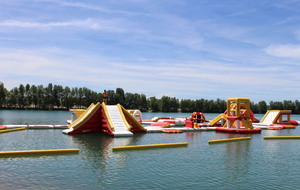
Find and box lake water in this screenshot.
[1,110,300,190]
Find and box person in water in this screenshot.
[102,90,108,104]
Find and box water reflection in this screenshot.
[185,131,201,140]
[68,133,147,171]
[222,139,251,181]
[69,133,113,156]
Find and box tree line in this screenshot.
[0,82,300,113]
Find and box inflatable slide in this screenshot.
[63,103,146,137]
[253,110,299,129]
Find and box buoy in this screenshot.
[0,149,80,156]
[264,136,300,139]
[112,142,188,151]
[0,127,26,133]
[208,137,251,144]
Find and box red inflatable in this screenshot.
[216,127,261,134]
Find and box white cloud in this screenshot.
[36,0,149,16]
[0,18,126,32]
[264,44,300,58]
[0,45,299,102]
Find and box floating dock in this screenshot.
[264,136,300,139]
[208,137,251,144]
[0,127,26,133]
[0,149,80,156]
[145,126,216,133]
[112,142,188,151]
[0,125,68,129]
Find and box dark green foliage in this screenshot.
[0,82,7,107]
[147,97,159,112]
[160,96,179,112]
[258,101,268,114]
[0,82,300,113]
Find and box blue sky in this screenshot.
[1,0,300,102]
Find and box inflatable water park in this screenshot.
[61,97,299,136]
[1,98,299,137]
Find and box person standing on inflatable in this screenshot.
[102,90,108,104]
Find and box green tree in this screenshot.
[3,82,300,113]
[215,98,226,113]
[0,82,7,108]
[140,94,147,111]
[31,85,38,108]
[250,101,259,113]
[82,87,91,107]
[17,84,25,108]
[258,101,268,114]
[7,88,18,108]
[179,99,188,112]
[78,87,84,108]
[115,88,125,105]
[180,99,195,112]
[195,99,204,112]
[294,100,300,114]
[160,96,178,112]
[148,96,159,112]
[107,90,116,105]
[37,85,45,109]
[170,97,178,112]
[53,85,64,108]
[283,100,295,112]
[24,84,32,107]
[269,101,284,110]
[45,83,53,109]
[62,86,72,109]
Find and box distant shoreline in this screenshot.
[1,82,300,114]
